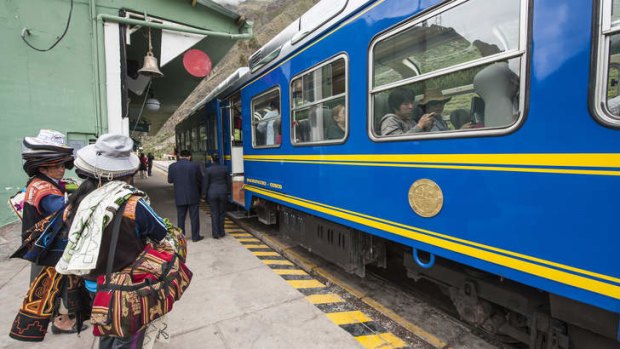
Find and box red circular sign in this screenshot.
[183,49,212,77]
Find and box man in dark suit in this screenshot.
[203,153,230,239]
[168,150,204,242]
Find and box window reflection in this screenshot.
[371,0,523,138]
[373,0,520,88]
[292,57,347,144]
[613,0,620,26]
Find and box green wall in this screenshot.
[0,0,245,226]
[0,0,100,226]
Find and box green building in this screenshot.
[0,0,252,226]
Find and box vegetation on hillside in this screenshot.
[143,0,320,156]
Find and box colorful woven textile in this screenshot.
[56,181,145,275]
[91,245,192,337]
[11,209,66,266]
[9,267,62,342]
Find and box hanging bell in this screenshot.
[138,51,164,78]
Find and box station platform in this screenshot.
[0,165,398,349]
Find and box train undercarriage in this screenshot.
[253,200,620,349]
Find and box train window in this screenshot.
[370,0,526,140]
[251,88,281,148]
[184,130,190,150]
[191,127,199,151]
[593,0,620,126]
[291,56,347,145]
[230,93,243,146]
[199,126,207,151]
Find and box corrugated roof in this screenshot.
[196,0,242,21]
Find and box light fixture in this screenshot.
[138,25,164,78]
[145,97,160,112]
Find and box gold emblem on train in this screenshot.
[408,179,443,218]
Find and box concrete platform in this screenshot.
[0,168,363,349]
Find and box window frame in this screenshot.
[367,0,530,142]
[291,0,349,45]
[251,86,282,149]
[290,53,349,146]
[592,0,620,127]
[228,93,243,146]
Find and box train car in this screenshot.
[181,0,620,347]
[175,95,222,169]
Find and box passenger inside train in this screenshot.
[253,91,281,147]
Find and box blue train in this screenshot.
[177,0,620,347]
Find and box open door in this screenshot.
[227,93,245,206]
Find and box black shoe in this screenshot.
[212,235,220,239]
[51,322,88,334]
[192,236,204,242]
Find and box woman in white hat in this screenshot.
[57,134,169,348]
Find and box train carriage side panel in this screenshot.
[240,0,620,316]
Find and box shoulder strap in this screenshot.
[104,203,127,285]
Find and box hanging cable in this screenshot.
[21,0,74,52]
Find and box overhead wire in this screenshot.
[21,0,74,52]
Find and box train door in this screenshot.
[227,93,245,206]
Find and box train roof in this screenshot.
[246,0,371,77]
[191,67,250,113]
[188,0,372,113]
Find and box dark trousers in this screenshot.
[208,196,227,237]
[99,330,145,349]
[177,204,200,240]
[147,165,153,176]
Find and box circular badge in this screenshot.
[408,179,443,218]
[183,49,212,77]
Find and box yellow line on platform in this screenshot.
[287,280,325,289]
[252,251,281,257]
[262,260,294,266]
[227,231,254,237]
[306,293,344,305]
[236,238,260,242]
[355,333,408,349]
[273,269,308,276]
[325,311,372,325]
[243,244,270,249]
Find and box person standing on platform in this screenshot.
[203,153,230,239]
[20,129,84,334]
[168,150,204,242]
[147,152,155,176]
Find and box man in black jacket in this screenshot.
[203,153,230,239]
[168,150,203,242]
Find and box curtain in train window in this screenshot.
[230,94,243,146]
[199,126,207,152]
[291,57,347,145]
[191,127,199,151]
[251,89,281,148]
[371,0,524,138]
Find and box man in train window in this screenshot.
[257,101,280,146]
[417,88,476,131]
[380,88,434,135]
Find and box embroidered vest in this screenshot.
[22,176,64,241]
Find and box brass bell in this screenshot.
[138,51,164,78]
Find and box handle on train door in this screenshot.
[413,247,435,269]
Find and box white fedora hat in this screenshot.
[74,134,140,179]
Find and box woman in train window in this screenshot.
[379,88,434,135]
[326,104,346,139]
